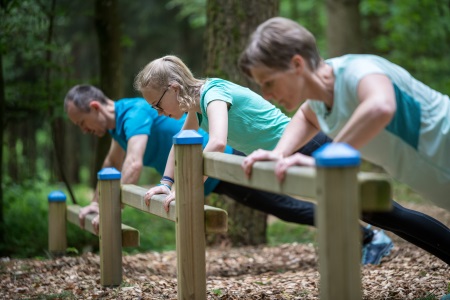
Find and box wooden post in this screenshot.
[173,130,206,300]
[97,167,122,286]
[48,190,67,255]
[313,143,362,300]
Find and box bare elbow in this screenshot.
[370,98,396,126]
[207,139,227,153]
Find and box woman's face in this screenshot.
[249,56,307,112]
[141,86,185,119]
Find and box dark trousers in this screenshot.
[214,132,374,244]
[213,132,450,264]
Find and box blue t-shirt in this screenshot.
[109,98,228,196]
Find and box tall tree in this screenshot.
[0,45,5,251]
[326,0,362,57]
[205,0,279,246]
[92,0,123,185]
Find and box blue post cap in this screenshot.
[97,167,121,180]
[173,129,203,145]
[313,143,361,167]
[48,190,67,202]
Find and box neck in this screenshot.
[104,99,117,129]
[308,62,335,108]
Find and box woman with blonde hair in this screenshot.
[134,54,394,265]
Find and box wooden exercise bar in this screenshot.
[121,184,228,234]
[203,152,392,211]
[66,205,140,248]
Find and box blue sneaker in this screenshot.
[362,229,394,265]
[441,294,450,300]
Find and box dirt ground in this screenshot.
[1,202,449,300]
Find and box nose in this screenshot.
[261,90,273,101]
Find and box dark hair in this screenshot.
[64,85,108,112]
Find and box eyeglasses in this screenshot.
[152,86,169,111]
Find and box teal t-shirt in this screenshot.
[110,98,225,196]
[199,78,290,155]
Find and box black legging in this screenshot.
[362,202,450,264]
[301,132,450,264]
[217,132,450,265]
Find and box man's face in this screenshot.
[66,101,108,137]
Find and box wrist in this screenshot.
[161,175,174,184]
[157,183,172,191]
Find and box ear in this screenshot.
[89,100,102,111]
[291,54,305,74]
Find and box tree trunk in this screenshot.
[0,51,5,251]
[205,0,279,246]
[326,0,362,57]
[93,0,123,187]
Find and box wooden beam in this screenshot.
[121,184,228,234]
[67,205,139,248]
[203,152,391,211]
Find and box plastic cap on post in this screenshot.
[97,167,121,180]
[173,129,203,145]
[48,190,67,202]
[313,143,361,167]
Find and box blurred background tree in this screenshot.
[0,0,448,257]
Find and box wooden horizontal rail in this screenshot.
[203,152,392,211]
[121,184,228,234]
[67,205,140,247]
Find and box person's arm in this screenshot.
[144,112,200,210]
[203,100,229,153]
[79,139,125,230]
[241,102,319,177]
[333,74,396,148]
[80,136,148,233]
[261,74,396,181]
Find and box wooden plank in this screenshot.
[121,184,228,234]
[358,173,392,211]
[203,152,317,198]
[316,166,362,300]
[203,152,391,211]
[67,205,139,248]
[98,177,122,286]
[175,142,206,299]
[48,202,67,254]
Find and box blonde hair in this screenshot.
[239,17,321,78]
[134,55,204,111]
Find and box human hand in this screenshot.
[241,149,283,178]
[144,185,171,207]
[79,202,99,229]
[92,214,100,235]
[163,191,176,213]
[275,153,315,181]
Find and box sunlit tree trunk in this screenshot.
[326,0,362,57]
[93,0,123,187]
[205,0,279,246]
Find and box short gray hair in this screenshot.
[239,17,321,78]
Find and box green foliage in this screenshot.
[167,0,206,28]
[122,206,176,254]
[361,0,450,94]
[267,219,316,246]
[1,182,96,258]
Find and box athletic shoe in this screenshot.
[362,229,394,265]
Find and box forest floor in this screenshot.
[1,202,449,300]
